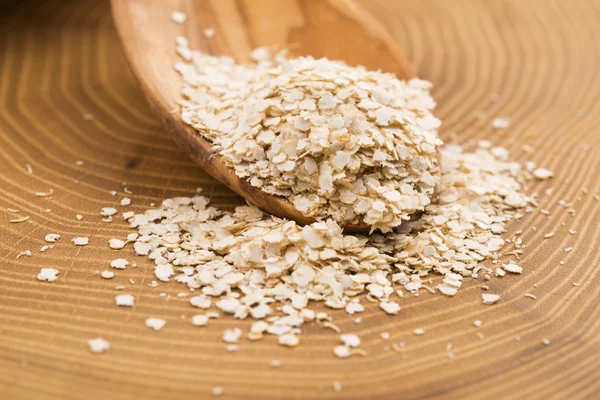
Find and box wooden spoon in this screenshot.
[111,0,420,233]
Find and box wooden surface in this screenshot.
[1,0,599,399]
[110,0,415,232]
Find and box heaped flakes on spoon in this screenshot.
[175,38,442,232]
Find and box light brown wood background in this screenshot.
[1,0,599,399]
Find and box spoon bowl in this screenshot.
[111,0,418,232]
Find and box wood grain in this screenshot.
[110,0,415,233]
[1,0,599,399]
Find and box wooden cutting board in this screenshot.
[1,0,599,399]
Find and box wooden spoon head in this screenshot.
[111,0,418,233]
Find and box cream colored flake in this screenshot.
[145,318,166,331]
[110,258,129,269]
[115,294,135,307]
[37,268,59,282]
[340,333,361,348]
[482,293,500,305]
[379,301,401,315]
[171,11,186,24]
[88,338,110,353]
[45,233,60,243]
[191,314,209,326]
[72,237,89,246]
[35,188,54,197]
[101,207,118,217]
[108,239,125,249]
[278,333,300,347]
[101,270,115,279]
[491,117,510,129]
[533,168,553,179]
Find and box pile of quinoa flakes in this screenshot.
[175,38,442,232]
[110,140,551,349]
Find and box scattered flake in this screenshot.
[110,190,117,196]
[191,314,209,326]
[37,268,59,282]
[145,318,167,331]
[35,188,54,197]
[88,338,110,353]
[108,239,126,249]
[203,28,215,38]
[171,10,186,24]
[565,247,573,253]
[333,345,351,358]
[533,168,553,180]
[76,214,83,221]
[120,197,131,206]
[380,332,390,340]
[437,273,463,296]
[44,233,60,247]
[25,163,33,174]
[345,301,364,315]
[524,293,537,300]
[134,242,152,255]
[126,233,138,242]
[322,321,341,333]
[154,264,173,281]
[544,232,554,239]
[491,117,510,129]
[72,237,89,246]
[340,334,361,348]
[101,270,115,279]
[333,381,342,393]
[502,262,523,274]
[279,333,300,347]
[110,258,129,269]
[573,282,579,287]
[542,338,551,346]
[473,320,483,328]
[482,293,501,305]
[380,301,401,315]
[226,344,239,352]
[75,160,84,166]
[223,328,242,343]
[190,295,211,309]
[122,211,135,220]
[115,294,135,307]
[413,328,425,336]
[7,208,19,213]
[16,250,32,259]
[270,360,281,368]
[40,245,52,252]
[101,207,118,217]
[123,187,133,194]
[568,229,576,235]
[10,216,30,223]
